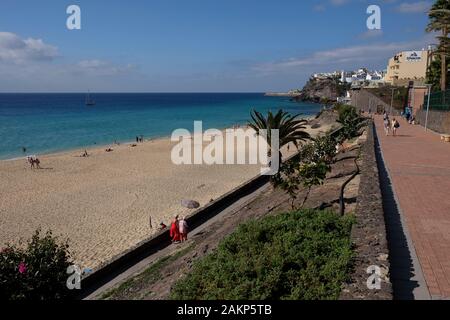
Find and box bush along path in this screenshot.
[170,209,354,300]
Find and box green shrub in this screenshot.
[334,104,356,123]
[0,230,72,300]
[170,209,354,300]
[274,135,335,209]
[309,135,337,165]
[335,105,365,141]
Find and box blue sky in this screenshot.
[0,0,436,92]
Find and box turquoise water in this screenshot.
[0,93,321,160]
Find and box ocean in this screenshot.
[0,93,321,160]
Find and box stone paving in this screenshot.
[374,115,450,299]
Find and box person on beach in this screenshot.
[178,217,188,242]
[35,157,41,169]
[392,119,400,137]
[27,156,41,169]
[170,215,181,243]
[27,156,34,169]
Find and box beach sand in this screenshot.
[0,122,332,270]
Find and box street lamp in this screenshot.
[424,84,432,131]
[390,88,395,115]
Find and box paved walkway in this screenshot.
[374,115,450,299]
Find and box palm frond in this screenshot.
[248,109,311,152]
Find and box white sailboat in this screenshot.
[85,91,96,106]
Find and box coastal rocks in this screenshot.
[307,109,339,131]
[181,200,200,209]
[295,77,342,103]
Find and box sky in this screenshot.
[0,0,437,92]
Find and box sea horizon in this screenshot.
[0,93,321,160]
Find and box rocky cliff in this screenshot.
[295,77,345,103]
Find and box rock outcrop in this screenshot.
[295,77,343,103]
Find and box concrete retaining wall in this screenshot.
[415,109,450,134]
[340,121,393,300]
[351,89,401,116]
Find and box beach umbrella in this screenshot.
[181,199,200,209]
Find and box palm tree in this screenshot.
[426,1,450,91]
[427,55,449,91]
[337,108,366,142]
[248,109,311,163]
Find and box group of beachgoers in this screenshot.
[383,112,401,137]
[106,136,145,152]
[27,155,41,169]
[24,135,147,170]
[167,215,189,244]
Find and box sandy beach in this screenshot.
[0,122,332,270]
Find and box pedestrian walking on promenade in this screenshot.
[384,117,391,136]
[392,119,400,137]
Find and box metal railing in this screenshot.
[425,89,450,111]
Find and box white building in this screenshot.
[366,71,383,81]
[337,90,352,104]
[339,68,386,85]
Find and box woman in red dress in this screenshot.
[170,215,181,243]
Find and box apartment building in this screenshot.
[384,50,430,86]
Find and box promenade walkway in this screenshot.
[374,115,450,299]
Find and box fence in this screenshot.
[424,89,450,111]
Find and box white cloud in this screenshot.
[0,59,139,92]
[396,1,431,13]
[0,32,138,91]
[77,59,109,69]
[330,0,350,6]
[253,35,434,73]
[76,59,136,76]
[313,4,326,12]
[358,29,384,40]
[0,32,59,64]
[315,0,350,11]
